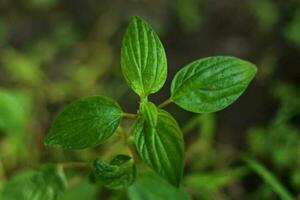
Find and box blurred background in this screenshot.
[0,0,300,199]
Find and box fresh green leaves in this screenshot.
[171,56,257,113]
[1,164,67,200]
[133,102,184,186]
[121,16,167,98]
[42,16,258,194]
[91,154,136,189]
[45,96,122,149]
[119,19,256,187]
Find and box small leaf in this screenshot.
[133,102,184,186]
[121,16,167,97]
[45,96,122,149]
[1,164,67,200]
[171,56,257,113]
[91,154,136,189]
[128,172,190,200]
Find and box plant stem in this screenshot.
[118,126,139,162]
[158,98,172,108]
[122,112,137,119]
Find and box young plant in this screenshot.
[45,16,257,189]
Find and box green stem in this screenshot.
[158,98,172,108]
[122,112,137,119]
[118,126,139,162]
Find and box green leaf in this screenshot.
[1,164,67,200]
[121,16,167,98]
[91,154,136,189]
[171,56,257,113]
[45,96,122,149]
[133,102,184,186]
[128,172,190,200]
[243,157,294,200]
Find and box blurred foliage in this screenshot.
[249,0,279,33]
[284,8,300,48]
[62,179,99,200]
[1,164,67,200]
[0,0,300,199]
[247,82,300,198]
[174,0,202,32]
[244,157,293,200]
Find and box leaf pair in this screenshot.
[120,16,257,187]
[121,18,184,186]
[121,17,257,114]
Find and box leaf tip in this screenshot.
[131,15,144,23]
[241,59,258,76]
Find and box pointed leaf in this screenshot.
[133,102,184,186]
[171,56,257,113]
[45,96,122,149]
[121,16,167,97]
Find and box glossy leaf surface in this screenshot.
[121,16,167,97]
[171,56,257,113]
[45,96,122,149]
[133,102,184,186]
